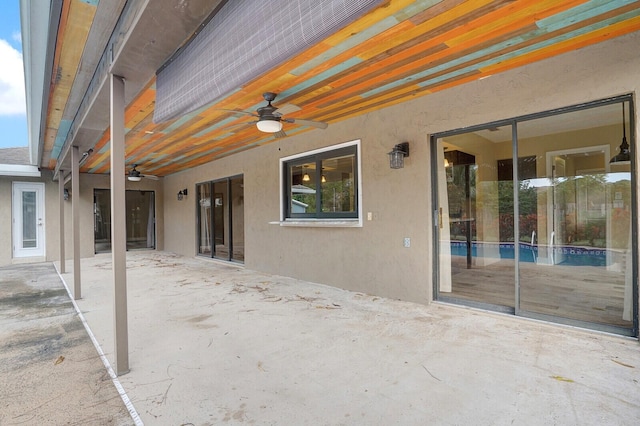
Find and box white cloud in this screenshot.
[12,31,22,44]
[0,38,26,116]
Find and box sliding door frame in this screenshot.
[431,94,638,336]
[196,174,244,264]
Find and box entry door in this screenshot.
[12,182,46,258]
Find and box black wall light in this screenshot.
[177,188,188,201]
[388,142,410,169]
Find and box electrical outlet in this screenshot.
[403,237,410,248]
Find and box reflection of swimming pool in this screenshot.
[450,241,615,266]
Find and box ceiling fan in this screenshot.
[127,164,158,181]
[222,92,328,138]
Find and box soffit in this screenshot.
[40,0,640,177]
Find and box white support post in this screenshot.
[71,147,81,299]
[59,170,65,274]
[110,73,129,375]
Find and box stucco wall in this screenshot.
[162,31,640,306]
[0,177,15,264]
[0,171,164,266]
[0,171,61,266]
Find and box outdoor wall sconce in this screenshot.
[177,188,188,201]
[388,142,410,169]
[610,102,631,165]
[63,188,70,201]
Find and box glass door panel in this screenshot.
[198,177,245,263]
[12,183,45,258]
[436,98,636,334]
[230,177,244,262]
[213,180,229,260]
[94,190,111,253]
[437,125,516,309]
[197,183,212,256]
[126,191,155,250]
[21,191,37,248]
[518,102,634,330]
[93,189,156,252]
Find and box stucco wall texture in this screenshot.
[162,32,640,305]
[0,172,163,267]
[2,32,638,309]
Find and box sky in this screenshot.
[0,0,27,149]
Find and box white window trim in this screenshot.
[278,139,363,227]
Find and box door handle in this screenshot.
[439,207,443,229]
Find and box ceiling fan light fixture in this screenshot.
[128,165,142,181]
[256,119,282,133]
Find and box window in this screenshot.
[281,141,361,223]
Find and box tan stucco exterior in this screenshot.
[0,172,163,266]
[2,32,639,312]
[157,32,639,306]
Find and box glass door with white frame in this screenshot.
[12,182,46,258]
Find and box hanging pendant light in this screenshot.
[610,103,631,165]
[302,166,310,182]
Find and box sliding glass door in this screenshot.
[94,189,156,253]
[436,127,515,310]
[434,97,636,335]
[196,175,244,263]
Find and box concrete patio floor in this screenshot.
[0,263,132,425]
[57,251,639,425]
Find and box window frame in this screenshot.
[279,140,362,227]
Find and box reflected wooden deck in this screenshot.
[448,257,631,328]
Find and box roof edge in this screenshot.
[0,164,41,177]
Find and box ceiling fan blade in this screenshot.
[218,108,258,117]
[215,121,259,136]
[274,103,301,116]
[224,120,258,130]
[274,130,287,138]
[286,118,328,129]
[141,174,159,180]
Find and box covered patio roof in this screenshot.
[22,0,640,178]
